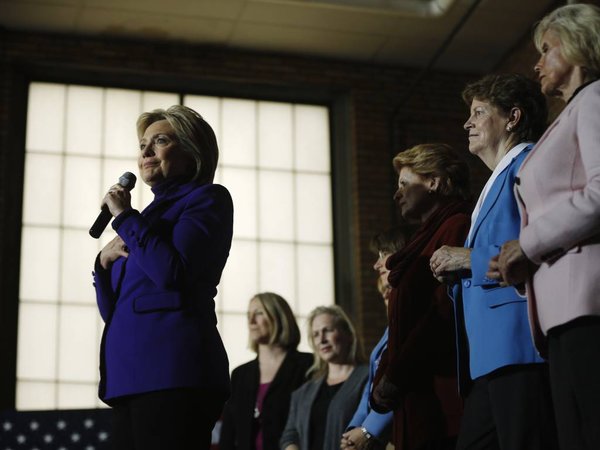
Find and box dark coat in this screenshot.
[373,209,470,450]
[219,350,313,450]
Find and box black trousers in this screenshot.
[111,388,225,450]
[548,316,600,450]
[456,364,558,450]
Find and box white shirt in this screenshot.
[466,142,532,246]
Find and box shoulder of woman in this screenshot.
[577,81,600,110]
[354,364,369,378]
[431,213,470,246]
[442,212,471,228]
[189,182,232,200]
[295,351,314,365]
[231,358,258,375]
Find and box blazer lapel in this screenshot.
[469,168,510,245]
[267,351,294,396]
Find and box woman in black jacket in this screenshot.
[219,292,312,450]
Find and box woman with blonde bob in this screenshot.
[220,293,312,450]
[492,4,600,449]
[281,305,368,450]
[372,143,471,450]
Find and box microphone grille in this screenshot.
[119,172,137,190]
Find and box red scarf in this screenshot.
[386,200,472,287]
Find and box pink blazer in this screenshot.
[516,80,600,354]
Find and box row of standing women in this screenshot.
[220,222,413,450]
[410,3,600,450]
[91,3,600,450]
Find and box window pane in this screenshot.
[258,102,293,170]
[221,99,256,167]
[142,91,179,111]
[57,383,99,409]
[63,156,102,228]
[22,153,63,226]
[220,167,257,239]
[259,242,296,302]
[66,86,103,156]
[104,89,141,158]
[295,105,330,173]
[184,95,222,183]
[296,245,334,316]
[19,85,334,411]
[16,381,56,410]
[219,240,257,313]
[296,316,312,353]
[61,229,99,304]
[58,305,99,382]
[295,173,332,243]
[17,303,58,380]
[26,83,65,153]
[20,227,60,302]
[219,313,254,373]
[258,170,294,241]
[183,95,221,139]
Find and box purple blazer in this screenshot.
[93,179,233,403]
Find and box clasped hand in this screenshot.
[486,239,531,286]
[429,246,471,284]
[341,427,373,450]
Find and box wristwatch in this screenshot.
[360,426,373,441]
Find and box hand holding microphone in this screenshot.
[89,172,137,238]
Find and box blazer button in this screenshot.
[463,280,471,288]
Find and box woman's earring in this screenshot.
[506,125,512,132]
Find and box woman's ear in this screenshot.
[507,107,522,131]
[429,176,441,194]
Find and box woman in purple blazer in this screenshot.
[93,105,233,450]
[492,4,600,449]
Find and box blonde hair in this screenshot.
[306,305,365,380]
[534,4,600,79]
[249,292,301,353]
[393,143,470,201]
[137,105,219,184]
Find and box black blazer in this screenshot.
[219,350,313,450]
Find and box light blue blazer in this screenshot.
[452,144,544,382]
[347,328,392,442]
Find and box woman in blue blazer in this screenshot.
[341,226,413,450]
[430,74,557,450]
[93,105,233,450]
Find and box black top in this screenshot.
[219,350,313,450]
[309,381,344,450]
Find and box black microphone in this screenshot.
[89,172,137,239]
